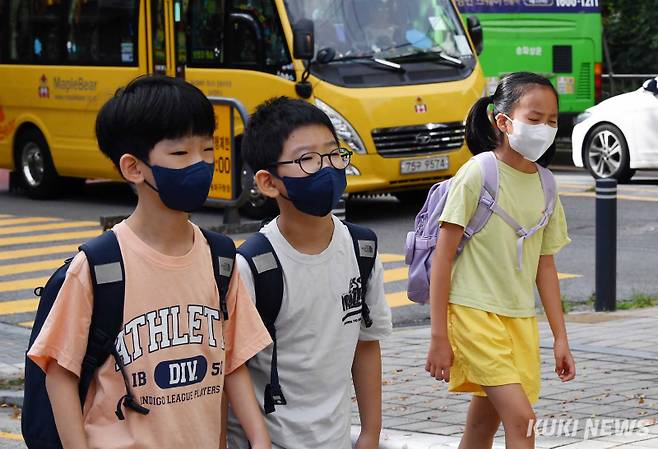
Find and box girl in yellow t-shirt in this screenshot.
[426,72,576,449]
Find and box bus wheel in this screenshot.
[15,129,63,198]
[238,166,278,220]
[584,124,635,183]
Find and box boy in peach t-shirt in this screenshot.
[28,75,272,449]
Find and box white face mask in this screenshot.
[499,114,558,162]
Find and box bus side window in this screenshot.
[66,0,138,66]
[1,0,137,65]
[187,0,226,66]
[2,0,31,62]
[228,0,292,75]
[3,0,66,63]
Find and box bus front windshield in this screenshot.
[284,0,472,61]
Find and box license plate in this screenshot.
[400,156,449,174]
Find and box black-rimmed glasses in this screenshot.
[268,147,353,175]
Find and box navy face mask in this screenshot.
[143,160,214,212]
[278,167,347,217]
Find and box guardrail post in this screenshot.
[595,178,617,311]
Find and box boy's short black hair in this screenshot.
[96,75,215,167]
[242,97,338,172]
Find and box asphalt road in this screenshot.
[1,167,657,329]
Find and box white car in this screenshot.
[572,77,658,182]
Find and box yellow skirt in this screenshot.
[447,303,541,404]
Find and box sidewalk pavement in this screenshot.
[2,307,658,448]
[350,306,658,448]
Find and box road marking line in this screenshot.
[0,298,38,315]
[0,238,244,261]
[19,321,34,328]
[0,432,23,441]
[0,221,99,235]
[0,230,100,247]
[381,253,405,263]
[0,214,13,218]
[384,267,408,283]
[560,182,658,194]
[0,244,79,261]
[386,291,414,308]
[560,191,658,203]
[0,259,64,276]
[0,276,50,293]
[383,266,580,283]
[0,217,60,227]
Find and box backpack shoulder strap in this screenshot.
[80,232,150,419]
[462,152,500,240]
[343,221,377,329]
[200,228,236,321]
[536,164,558,215]
[474,151,500,201]
[237,232,285,414]
[78,232,132,408]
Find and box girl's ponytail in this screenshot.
[465,95,497,155]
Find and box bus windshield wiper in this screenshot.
[326,55,405,73]
[390,51,464,67]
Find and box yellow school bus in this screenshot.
[0,0,485,217]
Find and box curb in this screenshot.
[0,390,23,408]
[350,426,505,449]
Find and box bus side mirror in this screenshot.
[466,16,483,55]
[293,19,315,61]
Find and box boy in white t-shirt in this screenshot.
[226,97,392,449]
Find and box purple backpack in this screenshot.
[405,151,557,304]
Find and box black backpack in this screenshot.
[237,221,377,414]
[22,229,236,449]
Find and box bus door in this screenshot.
[147,0,176,76]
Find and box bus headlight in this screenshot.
[314,98,367,154]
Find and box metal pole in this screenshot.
[223,104,240,225]
[595,178,617,311]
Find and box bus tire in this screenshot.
[238,165,278,220]
[394,189,429,206]
[583,124,635,183]
[15,129,64,198]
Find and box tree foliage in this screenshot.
[603,0,658,73]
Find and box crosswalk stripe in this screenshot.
[0,298,39,315]
[0,276,50,293]
[0,244,79,261]
[558,273,582,280]
[0,431,23,441]
[0,259,63,276]
[0,217,60,227]
[0,220,99,235]
[0,230,100,247]
[384,267,408,283]
[381,253,405,263]
[386,291,413,308]
[0,214,13,218]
